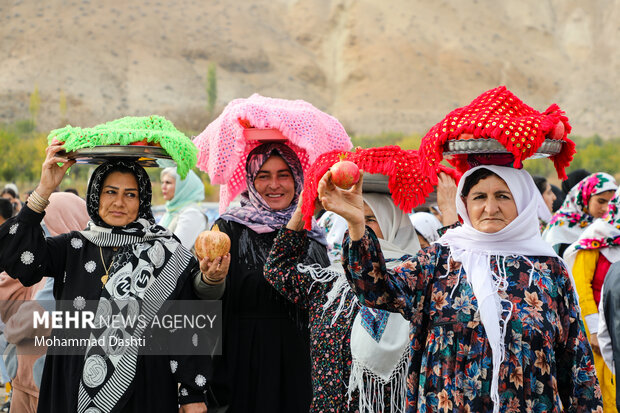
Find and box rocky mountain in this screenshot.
[1,0,618,138]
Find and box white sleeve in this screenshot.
[174,208,207,250]
[584,313,599,334]
[598,284,615,375]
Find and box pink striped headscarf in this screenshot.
[193,94,352,213]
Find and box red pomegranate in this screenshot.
[331,160,360,190]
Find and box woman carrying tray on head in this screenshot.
[320,87,602,412]
[0,116,218,413]
[194,143,330,412]
[191,95,352,413]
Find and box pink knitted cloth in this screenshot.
[194,94,352,212]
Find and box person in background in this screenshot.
[532,176,557,213]
[1,188,21,217]
[409,212,442,248]
[320,165,602,412]
[0,192,90,413]
[0,198,12,227]
[159,167,207,250]
[533,175,557,231]
[543,172,617,257]
[564,187,620,412]
[63,188,79,197]
[598,260,620,411]
[562,168,591,195]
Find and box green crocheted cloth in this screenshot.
[48,115,197,178]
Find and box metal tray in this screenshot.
[58,145,174,167]
[362,173,390,194]
[443,138,563,159]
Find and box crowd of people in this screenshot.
[0,88,616,413]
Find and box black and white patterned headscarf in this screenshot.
[86,160,154,226]
[82,160,172,248]
[77,161,200,412]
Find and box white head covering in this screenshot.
[564,186,620,269]
[363,193,421,257]
[542,172,617,250]
[438,165,559,413]
[409,212,443,244]
[317,211,349,264]
[300,193,418,413]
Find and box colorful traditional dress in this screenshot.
[343,166,603,413]
[265,193,419,413]
[543,172,617,257]
[564,187,620,413]
[0,161,210,412]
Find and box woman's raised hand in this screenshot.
[318,170,366,241]
[36,139,76,198]
[436,172,459,226]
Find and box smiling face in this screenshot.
[587,190,615,218]
[253,155,296,210]
[98,171,140,227]
[464,175,518,233]
[161,173,176,201]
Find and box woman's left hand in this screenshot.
[178,402,207,413]
[286,190,315,232]
[199,254,230,285]
[436,172,458,226]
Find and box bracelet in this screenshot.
[201,272,224,285]
[27,190,50,214]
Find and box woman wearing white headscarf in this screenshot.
[264,192,421,413]
[160,167,207,250]
[318,165,602,412]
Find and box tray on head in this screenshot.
[443,138,563,159]
[58,145,174,167]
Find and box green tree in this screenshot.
[29,85,41,125]
[206,63,217,120]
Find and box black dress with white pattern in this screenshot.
[0,206,209,412]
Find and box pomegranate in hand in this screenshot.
[194,229,231,261]
[330,160,360,190]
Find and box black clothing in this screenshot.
[205,218,329,413]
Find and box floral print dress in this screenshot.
[343,229,603,413]
[265,228,361,413]
[543,172,617,256]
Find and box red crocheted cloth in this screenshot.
[301,146,460,230]
[419,86,575,179]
